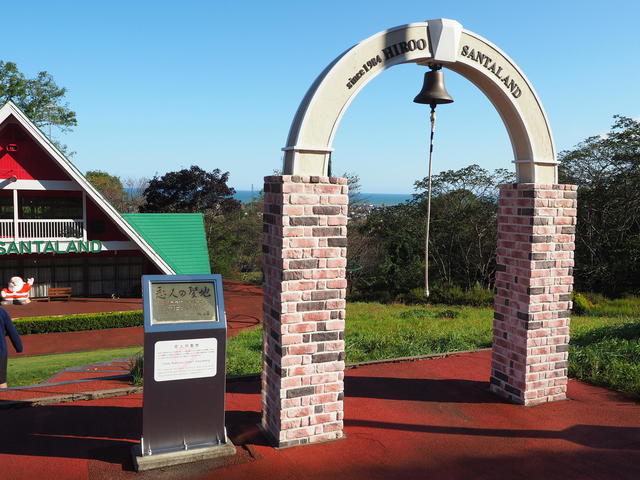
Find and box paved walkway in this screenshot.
[1,280,262,403]
[7,280,262,358]
[1,350,638,480]
[1,281,639,479]
[1,358,137,403]
[3,297,144,319]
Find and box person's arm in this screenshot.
[3,314,22,353]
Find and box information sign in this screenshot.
[154,338,217,382]
[138,274,230,462]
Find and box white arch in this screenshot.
[283,19,557,184]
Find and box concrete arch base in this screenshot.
[261,177,577,446]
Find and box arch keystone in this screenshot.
[426,18,462,63]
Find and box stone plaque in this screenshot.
[151,282,217,324]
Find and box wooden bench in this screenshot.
[47,287,72,302]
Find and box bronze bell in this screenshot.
[413,69,454,107]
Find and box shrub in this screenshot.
[395,284,493,307]
[130,354,144,386]
[571,293,640,317]
[572,293,592,315]
[14,311,143,335]
[582,292,608,305]
[398,288,430,305]
[436,309,459,319]
[428,283,494,307]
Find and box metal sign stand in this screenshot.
[132,274,235,471]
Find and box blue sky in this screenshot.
[3,1,639,193]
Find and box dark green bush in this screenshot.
[14,311,143,335]
[400,284,493,307]
[582,292,609,305]
[436,309,459,319]
[397,288,430,305]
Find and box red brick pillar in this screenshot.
[261,175,348,447]
[492,183,577,405]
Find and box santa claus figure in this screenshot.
[1,277,34,305]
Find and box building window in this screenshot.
[19,196,83,219]
[0,196,11,219]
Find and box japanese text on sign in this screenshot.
[154,338,218,382]
[151,282,218,324]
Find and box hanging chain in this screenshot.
[424,105,436,297]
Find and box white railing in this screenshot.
[0,219,85,240]
[18,219,84,239]
[0,219,13,238]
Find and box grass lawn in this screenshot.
[225,301,640,400]
[345,303,493,362]
[8,299,639,401]
[227,327,263,376]
[569,318,640,400]
[227,302,638,373]
[7,347,141,388]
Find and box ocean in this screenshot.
[233,190,413,206]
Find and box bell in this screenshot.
[413,69,454,107]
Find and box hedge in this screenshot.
[14,310,144,335]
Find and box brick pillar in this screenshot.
[261,175,348,448]
[491,183,577,406]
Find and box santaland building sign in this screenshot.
[0,240,104,255]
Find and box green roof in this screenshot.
[122,213,211,275]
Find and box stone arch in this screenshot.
[261,19,575,448]
[282,19,558,183]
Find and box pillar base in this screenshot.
[131,440,236,471]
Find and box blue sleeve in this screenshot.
[3,311,22,353]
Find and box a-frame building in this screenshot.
[0,102,210,297]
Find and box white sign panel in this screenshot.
[154,338,217,382]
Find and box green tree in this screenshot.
[141,166,240,214]
[86,170,126,212]
[349,201,424,301]
[340,171,363,206]
[559,116,640,295]
[206,198,263,279]
[414,165,514,289]
[348,165,511,300]
[0,60,77,154]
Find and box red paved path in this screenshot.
[1,279,262,402]
[1,350,639,480]
[2,282,639,478]
[3,297,143,319]
[7,280,262,358]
